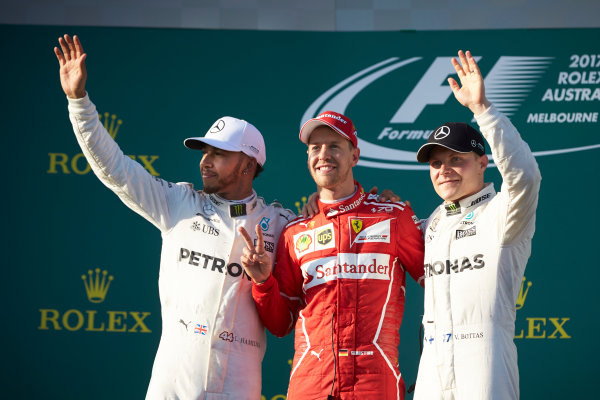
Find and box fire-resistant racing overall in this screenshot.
[67,94,294,400]
[413,105,541,400]
[253,183,425,400]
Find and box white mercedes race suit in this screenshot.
[68,94,294,400]
[413,105,541,400]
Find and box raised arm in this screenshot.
[450,50,541,244]
[54,35,191,232]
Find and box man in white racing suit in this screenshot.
[413,50,541,399]
[55,34,294,399]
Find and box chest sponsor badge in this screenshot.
[295,234,312,253]
[351,219,363,233]
[229,203,247,217]
[445,201,461,216]
[301,253,392,290]
[455,226,477,240]
[293,222,335,257]
[316,227,333,246]
[348,217,391,247]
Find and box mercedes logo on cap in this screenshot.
[471,139,477,147]
[210,119,226,133]
[434,125,451,140]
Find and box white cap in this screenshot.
[184,117,266,166]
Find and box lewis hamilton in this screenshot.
[55,34,294,399]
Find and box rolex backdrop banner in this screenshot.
[2,25,598,399]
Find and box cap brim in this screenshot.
[416,143,474,163]
[299,119,352,144]
[184,137,242,152]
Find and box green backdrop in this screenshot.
[2,25,598,398]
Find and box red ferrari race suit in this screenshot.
[252,183,425,400]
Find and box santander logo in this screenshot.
[300,253,391,290]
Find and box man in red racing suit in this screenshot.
[246,111,425,400]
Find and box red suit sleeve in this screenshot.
[396,204,425,287]
[252,226,305,337]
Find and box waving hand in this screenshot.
[54,34,87,99]
[448,50,491,115]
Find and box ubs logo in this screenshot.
[191,221,219,236]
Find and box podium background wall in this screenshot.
[1,21,599,399]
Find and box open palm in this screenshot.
[448,50,490,115]
[54,34,87,99]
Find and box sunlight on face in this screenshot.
[429,146,488,202]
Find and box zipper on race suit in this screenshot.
[328,303,338,400]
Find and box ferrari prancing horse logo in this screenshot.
[351,219,363,234]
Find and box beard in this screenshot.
[201,157,245,194]
[201,180,219,194]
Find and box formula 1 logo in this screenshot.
[301,54,600,170]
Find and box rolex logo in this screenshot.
[516,276,532,310]
[82,268,114,303]
[48,110,161,176]
[38,269,152,333]
[514,276,571,340]
[99,111,123,139]
[295,196,308,214]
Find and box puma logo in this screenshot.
[179,319,190,330]
[311,349,323,360]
